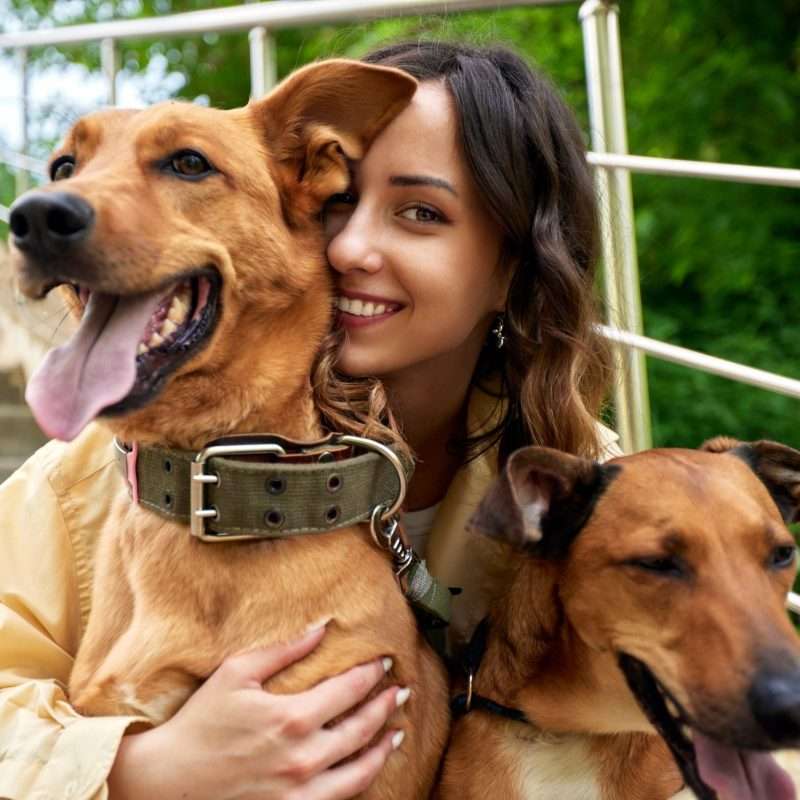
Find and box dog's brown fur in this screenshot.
[439,440,800,799]
[10,61,449,798]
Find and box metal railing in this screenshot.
[1,0,799,456]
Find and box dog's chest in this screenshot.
[504,734,602,800]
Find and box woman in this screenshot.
[0,42,616,800]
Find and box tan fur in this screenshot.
[10,60,448,798]
[440,446,800,799]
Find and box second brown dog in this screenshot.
[439,438,800,800]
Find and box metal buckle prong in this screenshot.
[190,441,286,541]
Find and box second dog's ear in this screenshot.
[252,60,416,222]
[469,446,620,558]
[702,438,800,524]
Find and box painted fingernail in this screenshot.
[395,687,411,707]
[391,730,405,750]
[303,617,331,636]
[382,657,393,673]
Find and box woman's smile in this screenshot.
[335,291,404,329]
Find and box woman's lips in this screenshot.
[337,307,401,329]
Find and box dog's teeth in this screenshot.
[148,332,164,348]
[137,343,148,356]
[161,319,178,338]
[168,296,189,324]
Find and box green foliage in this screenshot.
[1,0,798,449]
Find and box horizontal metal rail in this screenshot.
[6,150,798,189]
[0,148,46,175]
[0,0,570,49]
[600,325,800,401]
[588,152,800,189]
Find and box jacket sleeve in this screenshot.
[0,441,142,800]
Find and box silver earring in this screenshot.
[491,314,506,349]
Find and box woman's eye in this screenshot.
[50,156,76,181]
[399,204,442,224]
[167,151,213,178]
[769,545,796,569]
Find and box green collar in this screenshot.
[114,432,451,628]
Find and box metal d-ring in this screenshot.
[335,434,408,520]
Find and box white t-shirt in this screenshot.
[401,503,441,561]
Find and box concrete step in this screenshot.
[0,403,49,456]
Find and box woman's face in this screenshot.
[325,81,508,384]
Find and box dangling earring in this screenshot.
[491,314,506,349]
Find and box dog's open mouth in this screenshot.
[619,653,796,800]
[25,270,220,441]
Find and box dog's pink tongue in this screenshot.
[26,290,163,441]
[694,733,796,800]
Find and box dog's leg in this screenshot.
[69,512,136,709]
[70,618,204,723]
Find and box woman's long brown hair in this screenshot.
[363,41,613,462]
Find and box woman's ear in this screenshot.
[250,60,417,225]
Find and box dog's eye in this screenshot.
[167,150,214,179]
[627,556,686,578]
[50,156,76,182]
[769,545,796,569]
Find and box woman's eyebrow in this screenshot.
[389,174,458,196]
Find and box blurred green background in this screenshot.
[1,0,798,450]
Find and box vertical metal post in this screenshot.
[15,48,30,197]
[101,38,118,105]
[580,0,651,453]
[249,26,277,99]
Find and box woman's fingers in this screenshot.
[296,656,394,728]
[214,625,327,690]
[314,685,410,772]
[298,729,405,800]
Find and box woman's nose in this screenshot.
[327,210,384,276]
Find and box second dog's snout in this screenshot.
[10,191,94,254]
[749,666,800,745]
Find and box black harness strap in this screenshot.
[450,617,532,725]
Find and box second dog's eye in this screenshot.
[627,555,687,578]
[166,150,214,179]
[50,156,76,182]
[769,545,796,569]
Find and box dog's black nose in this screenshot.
[749,666,800,745]
[9,191,94,255]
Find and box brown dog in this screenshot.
[8,60,448,798]
[438,439,800,800]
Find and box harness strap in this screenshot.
[450,617,532,725]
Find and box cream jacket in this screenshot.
[0,393,620,800]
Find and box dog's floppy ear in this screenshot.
[253,59,417,222]
[469,446,620,558]
[702,437,800,524]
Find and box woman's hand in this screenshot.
[107,625,408,800]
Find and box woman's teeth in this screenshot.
[336,296,395,317]
[137,285,192,356]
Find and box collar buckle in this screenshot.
[190,441,287,541]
